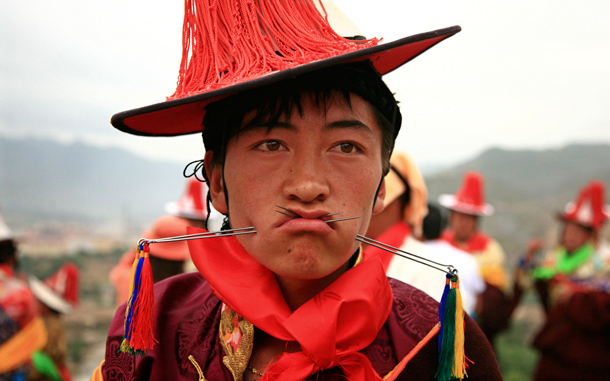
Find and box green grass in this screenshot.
[495,296,542,380]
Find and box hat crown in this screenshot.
[177,178,207,216]
[166,178,209,220]
[170,0,378,101]
[562,180,609,229]
[45,263,80,306]
[455,171,485,207]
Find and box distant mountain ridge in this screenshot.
[2,136,609,260]
[0,136,187,232]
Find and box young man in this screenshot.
[438,171,509,347]
[94,1,501,379]
[517,180,610,380]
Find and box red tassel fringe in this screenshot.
[169,0,379,100]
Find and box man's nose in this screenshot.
[283,154,330,203]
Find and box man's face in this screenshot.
[206,93,386,281]
[561,221,592,253]
[449,211,478,242]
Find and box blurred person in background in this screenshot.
[28,263,80,381]
[109,177,214,306]
[516,180,610,380]
[0,208,47,380]
[419,204,485,316]
[438,171,510,347]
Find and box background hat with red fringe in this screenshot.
[438,171,494,217]
[164,177,209,221]
[28,263,79,314]
[557,180,610,230]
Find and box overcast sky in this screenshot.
[1,0,609,168]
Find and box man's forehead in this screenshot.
[239,91,375,129]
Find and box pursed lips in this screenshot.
[274,208,337,233]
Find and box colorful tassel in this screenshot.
[435,274,467,381]
[120,241,157,356]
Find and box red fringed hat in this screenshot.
[558,180,610,230]
[29,263,80,314]
[164,178,209,220]
[438,171,494,216]
[110,0,461,137]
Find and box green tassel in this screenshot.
[435,286,456,381]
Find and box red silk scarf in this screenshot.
[187,227,393,380]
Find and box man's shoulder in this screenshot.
[387,278,439,325]
[107,272,218,337]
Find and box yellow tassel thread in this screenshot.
[123,245,142,332]
[452,278,466,379]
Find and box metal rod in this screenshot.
[356,234,456,276]
[324,216,362,223]
[144,227,256,245]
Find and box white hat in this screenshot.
[165,178,209,220]
[29,263,80,314]
[0,208,15,242]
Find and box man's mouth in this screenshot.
[274,206,361,231]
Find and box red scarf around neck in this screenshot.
[187,227,393,380]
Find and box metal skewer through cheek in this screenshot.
[356,235,457,276]
[135,211,456,277]
[141,226,257,247]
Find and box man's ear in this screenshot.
[204,151,228,214]
[372,178,386,215]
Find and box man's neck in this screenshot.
[276,260,351,311]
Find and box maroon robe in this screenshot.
[101,272,501,380]
[533,291,610,381]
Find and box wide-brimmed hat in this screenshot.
[29,263,79,314]
[383,152,428,237]
[557,180,610,230]
[110,0,460,137]
[438,171,494,216]
[165,178,209,220]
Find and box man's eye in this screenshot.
[337,142,356,153]
[257,140,284,151]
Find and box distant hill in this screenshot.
[425,144,610,265]
[0,136,188,233]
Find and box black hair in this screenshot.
[422,204,447,240]
[0,240,17,265]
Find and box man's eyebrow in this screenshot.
[325,120,374,136]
